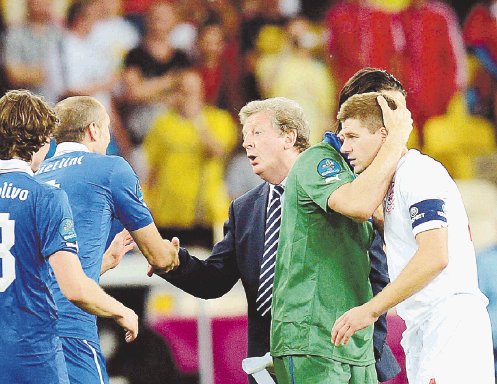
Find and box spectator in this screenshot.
[399,0,467,138]
[239,0,288,102]
[122,0,155,35]
[122,0,190,174]
[464,0,497,121]
[0,7,9,96]
[256,16,335,144]
[61,0,129,156]
[4,0,64,104]
[143,68,237,247]
[195,19,243,116]
[325,0,404,91]
[91,0,140,76]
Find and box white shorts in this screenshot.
[401,294,494,384]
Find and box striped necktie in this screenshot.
[256,185,284,317]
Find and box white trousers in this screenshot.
[402,294,494,384]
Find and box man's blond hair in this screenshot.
[239,97,310,152]
[54,96,107,143]
[337,92,397,133]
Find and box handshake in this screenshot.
[147,237,181,276]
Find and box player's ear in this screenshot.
[379,126,388,140]
[88,122,98,141]
[284,129,297,149]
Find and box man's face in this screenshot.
[199,25,225,59]
[337,89,406,174]
[27,0,53,23]
[147,3,177,36]
[338,118,385,174]
[95,113,111,155]
[242,111,288,183]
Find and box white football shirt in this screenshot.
[384,150,483,326]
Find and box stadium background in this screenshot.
[1,0,497,383]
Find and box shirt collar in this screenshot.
[0,159,34,175]
[54,142,90,157]
[269,178,286,196]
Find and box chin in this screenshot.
[354,165,364,174]
[252,166,263,176]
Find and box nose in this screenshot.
[242,135,253,149]
[340,139,351,154]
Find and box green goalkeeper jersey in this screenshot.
[270,142,375,366]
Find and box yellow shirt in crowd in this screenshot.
[143,106,237,229]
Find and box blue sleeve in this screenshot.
[109,157,153,231]
[37,188,78,259]
[322,131,352,169]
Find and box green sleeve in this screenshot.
[295,144,355,213]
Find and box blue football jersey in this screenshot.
[36,144,153,342]
[0,160,77,383]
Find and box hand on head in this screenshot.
[377,95,413,145]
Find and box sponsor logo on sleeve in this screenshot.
[59,218,77,243]
[317,158,341,182]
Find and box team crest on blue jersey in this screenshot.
[59,218,77,243]
[135,181,147,207]
[317,158,341,179]
[136,181,144,202]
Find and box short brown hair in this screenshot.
[337,92,397,133]
[239,97,310,152]
[0,89,58,161]
[54,96,107,143]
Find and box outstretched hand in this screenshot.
[101,229,136,275]
[147,237,180,277]
[331,304,378,347]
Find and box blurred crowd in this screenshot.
[1,0,497,247]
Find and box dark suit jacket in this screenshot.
[163,182,400,382]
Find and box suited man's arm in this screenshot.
[161,204,240,299]
[369,230,401,381]
[369,231,390,358]
[369,230,400,382]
